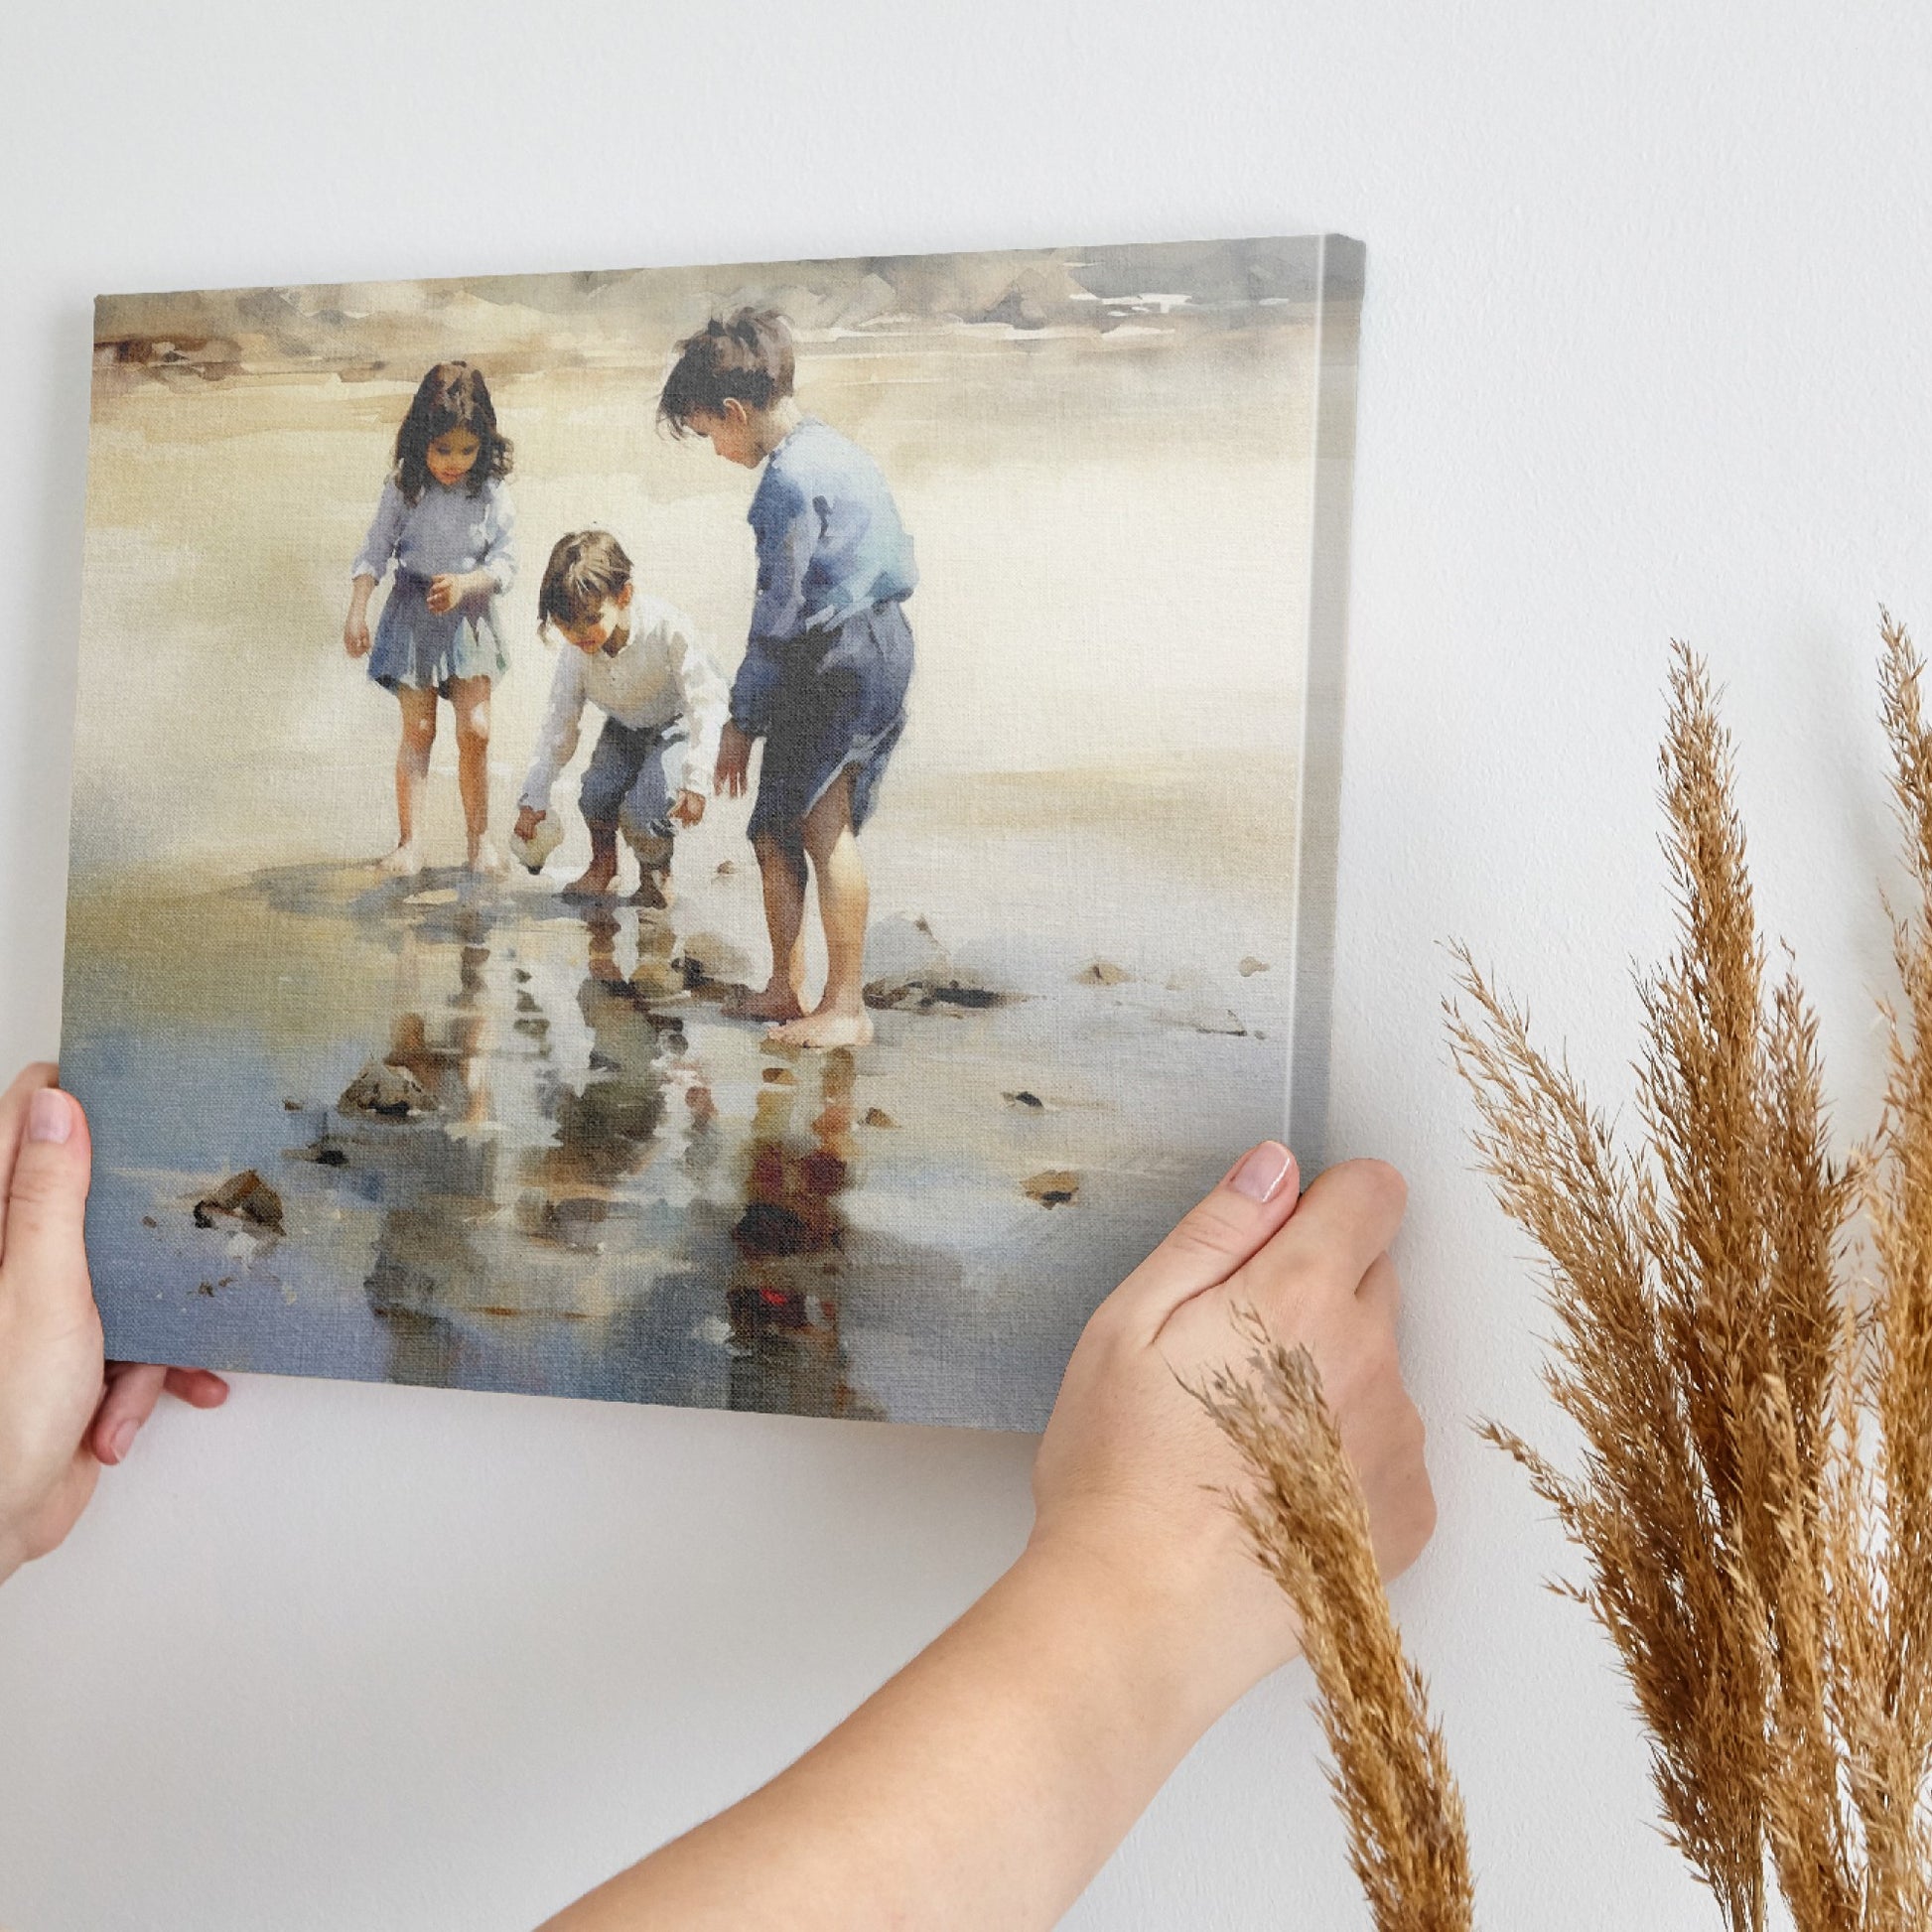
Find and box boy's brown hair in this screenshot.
[657,308,795,435]
[537,529,632,633]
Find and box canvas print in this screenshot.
[60,235,1361,1430]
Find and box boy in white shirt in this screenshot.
[513,530,730,905]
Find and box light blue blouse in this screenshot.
[351,476,517,592]
[733,419,916,733]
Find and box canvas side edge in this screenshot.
[54,303,108,1066]
[1285,234,1364,1172]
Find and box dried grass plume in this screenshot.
[1446,617,1932,1930]
[1200,1314,1475,1932]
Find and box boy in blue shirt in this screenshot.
[659,309,917,1050]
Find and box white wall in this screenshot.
[2,3,1926,1924]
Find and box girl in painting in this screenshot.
[344,361,517,878]
[658,309,916,1050]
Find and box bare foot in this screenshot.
[766,1007,876,1050]
[628,872,673,909]
[724,982,807,1024]
[469,839,507,878]
[379,842,424,878]
[561,866,618,900]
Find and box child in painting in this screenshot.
[344,361,517,878]
[658,309,917,1050]
[512,531,729,905]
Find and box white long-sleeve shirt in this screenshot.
[517,594,730,813]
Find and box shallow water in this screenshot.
[67,767,1293,1430]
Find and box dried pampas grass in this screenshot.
[1446,617,1932,1929]
[1211,617,1932,1931]
[1200,1315,1474,1932]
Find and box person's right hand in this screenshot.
[514,805,545,842]
[344,611,372,657]
[1029,1147,1433,1721]
[0,1064,228,1586]
[537,1147,1434,1932]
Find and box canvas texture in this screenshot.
[61,235,1361,1430]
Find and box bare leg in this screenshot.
[769,771,875,1049]
[384,687,437,874]
[725,832,808,1023]
[450,675,503,874]
[564,822,621,899]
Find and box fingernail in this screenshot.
[108,1419,138,1463]
[1230,1141,1294,1203]
[27,1089,72,1145]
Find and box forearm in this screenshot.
[521,685,582,814]
[541,1543,1236,1932]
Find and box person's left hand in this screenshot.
[672,789,707,828]
[0,1064,228,1585]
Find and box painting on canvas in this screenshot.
[61,234,1361,1430]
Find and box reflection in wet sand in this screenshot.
[257,877,885,1414]
[352,911,508,1386]
[67,774,1291,1429]
[726,1049,879,1422]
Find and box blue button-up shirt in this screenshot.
[733,419,916,734]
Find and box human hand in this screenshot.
[344,612,372,658]
[1028,1148,1432,1723]
[514,805,545,842]
[672,789,707,828]
[427,569,490,615]
[715,723,753,798]
[0,1065,229,1586]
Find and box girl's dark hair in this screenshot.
[657,308,795,436]
[537,530,633,635]
[393,361,513,503]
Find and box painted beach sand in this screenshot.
[64,238,1354,1430]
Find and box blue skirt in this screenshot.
[749,600,913,856]
[367,570,508,694]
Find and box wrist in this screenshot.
[1001,1530,1275,1751]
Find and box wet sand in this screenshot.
[66,764,1294,1430]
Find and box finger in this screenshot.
[2,1083,95,1329]
[92,1362,166,1464]
[0,1062,61,1258]
[164,1366,230,1409]
[1237,1159,1408,1313]
[1105,1142,1302,1338]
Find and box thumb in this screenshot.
[2,1084,95,1323]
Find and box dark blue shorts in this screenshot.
[748,600,913,857]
